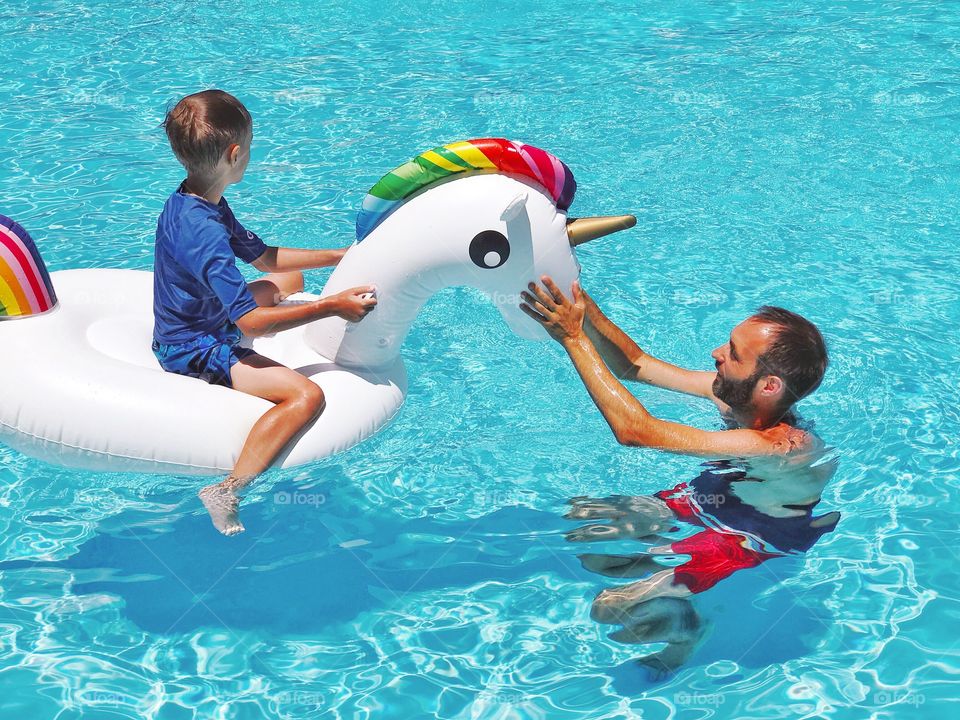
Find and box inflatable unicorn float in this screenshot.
[0,138,635,475]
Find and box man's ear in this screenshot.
[227,144,240,165]
[761,375,785,399]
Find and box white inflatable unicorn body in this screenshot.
[0,139,634,475]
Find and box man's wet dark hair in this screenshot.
[751,305,828,408]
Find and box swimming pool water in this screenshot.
[2,0,959,717]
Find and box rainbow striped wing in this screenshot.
[0,215,58,319]
[355,138,577,242]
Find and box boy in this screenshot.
[153,89,377,536]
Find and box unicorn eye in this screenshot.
[469,230,510,269]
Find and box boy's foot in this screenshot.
[199,483,245,536]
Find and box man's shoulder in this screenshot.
[760,423,819,455]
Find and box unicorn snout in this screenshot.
[566,215,636,246]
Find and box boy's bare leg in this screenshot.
[199,352,324,535]
[247,271,304,307]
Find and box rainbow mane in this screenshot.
[0,215,58,319]
[355,138,577,242]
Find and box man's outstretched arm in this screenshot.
[581,290,717,400]
[561,332,784,458]
[521,278,791,459]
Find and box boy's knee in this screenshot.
[288,271,304,294]
[272,271,303,297]
[297,382,325,418]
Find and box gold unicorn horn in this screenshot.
[566,215,637,246]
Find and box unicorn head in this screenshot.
[304,138,635,370]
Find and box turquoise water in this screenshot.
[2,0,959,717]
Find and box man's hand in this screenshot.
[520,276,586,345]
[326,286,377,322]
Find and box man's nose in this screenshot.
[711,347,723,363]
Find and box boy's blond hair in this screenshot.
[163,90,252,176]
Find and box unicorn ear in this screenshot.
[500,193,529,222]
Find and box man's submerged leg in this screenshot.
[199,352,325,535]
[565,494,678,543]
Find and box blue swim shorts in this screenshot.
[152,322,256,389]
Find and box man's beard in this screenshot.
[713,368,763,410]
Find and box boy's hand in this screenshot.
[326,286,377,322]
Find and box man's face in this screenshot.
[710,319,778,410]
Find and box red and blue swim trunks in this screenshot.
[653,479,838,594]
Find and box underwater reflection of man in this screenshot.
[520,278,838,673]
[564,458,840,673]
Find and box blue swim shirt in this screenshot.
[153,184,268,344]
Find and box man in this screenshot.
[520,277,838,674]
[519,278,828,459]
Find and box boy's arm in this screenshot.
[252,246,349,273]
[582,289,716,400]
[235,286,375,337]
[222,201,345,272]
